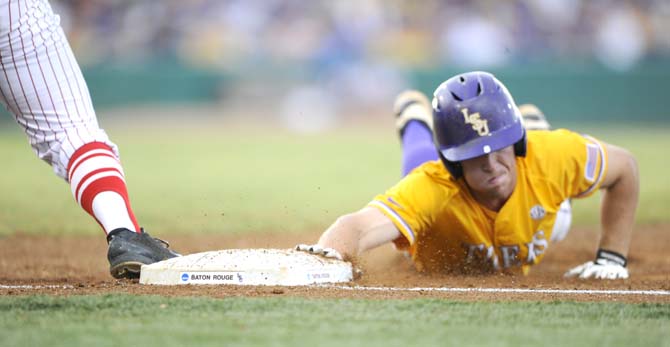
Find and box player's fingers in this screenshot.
[620,270,629,279]
[564,267,579,277]
[592,268,606,279]
[353,267,364,279]
[579,264,599,279]
[322,248,343,261]
[295,244,310,251]
[308,245,323,254]
[608,266,628,280]
[564,262,590,278]
[563,269,577,278]
[296,244,345,261]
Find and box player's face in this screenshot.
[461,146,517,210]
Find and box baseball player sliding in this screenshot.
[299,71,639,280]
[1,0,178,278]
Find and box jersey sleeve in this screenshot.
[538,129,609,199]
[367,163,450,246]
[573,134,609,198]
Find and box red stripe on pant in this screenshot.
[79,175,140,233]
[73,167,123,204]
[68,152,117,183]
[68,142,140,233]
[67,142,115,174]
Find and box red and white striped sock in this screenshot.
[67,142,140,235]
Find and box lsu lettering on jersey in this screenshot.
[369,129,607,275]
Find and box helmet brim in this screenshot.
[439,123,524,162]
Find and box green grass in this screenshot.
[567,124,670,226]
[0,123,399,235]
[0,295,668,347]
[1,121,669,235]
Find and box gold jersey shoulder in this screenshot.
[369,129,607,274]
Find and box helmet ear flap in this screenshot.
[513,131,527,157]
[438,152,463,179]
[435,138,464,179]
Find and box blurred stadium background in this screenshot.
[23,0,670,127]
[2,0,669,235]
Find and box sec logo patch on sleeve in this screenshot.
[585,143,599,182]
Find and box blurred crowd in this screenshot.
[54,0,669,72]
[50,0,669,129]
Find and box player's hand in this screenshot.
[295,244,344,261]
[564,249,629,280]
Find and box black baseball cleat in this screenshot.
[107,228,180,279]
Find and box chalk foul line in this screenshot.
[1,284,75,290]
[323,285,670,296]
[1,284,669,296]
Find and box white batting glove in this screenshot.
[564,249,629,280]
[295,244,344,261]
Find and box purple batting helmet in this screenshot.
[432,71,526,178]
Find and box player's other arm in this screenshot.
[597,143,639,257]
[299,207,401,261]
[566,142,639,279]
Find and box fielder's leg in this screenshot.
[0,0,139,235]
[393,90,438,176]
[0,0,177,278]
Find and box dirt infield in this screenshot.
[1,225,668,303]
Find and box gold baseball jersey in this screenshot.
[369,129,607,275]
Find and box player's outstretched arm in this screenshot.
[298,207,401,262]
[565,143,639,279]
[598,143,639,257]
